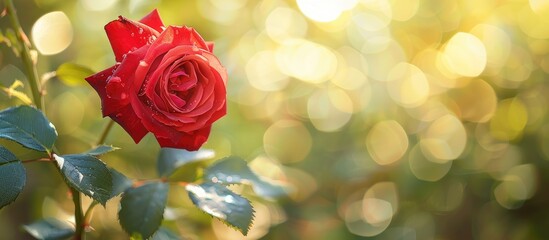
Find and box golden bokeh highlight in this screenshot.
[420,114,467,163]
[9,0,549,239]
[366,120,408,165]
[296,0,358,23]
[490,98,528,141]
[265,7,308,43]
[470,24,511,76]
[440,32,487,77]
[331,66,368,91]
[386,62,429,108]
[275,39,338,84]
[307,88,353,132]
[354,0,392,32]
[80,0,118,11]
[344,182,398,237]
[31,11,73,55]
[451,79,497,123]
[263,120,312,163]
[517,4,549,39]
[246,50,289,91]
[494,164,538,209]
[388,0,419,21]
[529,0,549,14]
[409,144,452,181]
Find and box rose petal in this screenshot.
[105,16,160,62]
[206,41,214,52]
[101,46,149,116]
[155,126,211,150]
[130,89,177,141]
[134,43,173,92]
[109,104,148,143]
[202,51,228,84]
[150,26,210,52]
[139,9,165,33]
[85,66,117,102]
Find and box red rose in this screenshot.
[85,9,227,150]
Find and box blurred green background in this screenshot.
[2,0,549,239]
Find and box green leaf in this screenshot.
[0,147,25,209]
[0,105,57,152]
[186,183,254,235]
[54,154,112,205]
[157,148,214,177]
[55,63,94,86]
[0,138,48,162]
[204,156,287,199]
[109,167,132,198]
[151,227,181,240]
[22,218,75,240]
[119,182,169,239]
[85,145,119,156]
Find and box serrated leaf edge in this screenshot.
[85,145,120,156]
[186,183,255,236]
[118,183,168,240]
[0,106,56,152]
[54,154,113,205]
[0,159,25,209]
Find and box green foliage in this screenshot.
[109,167,132,198]
[119,182,169,239]
[0,146,25,209]
[186,182,254,236]
[55,63,94,86]
[157,148,214,178]
[85,145,120,156]
[0,106,57,152]
[54,154,113,205]
[151,227,181,240]
[22,218,75,240]
[204,156,287,199]
[0,139,47,161]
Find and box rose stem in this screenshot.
[71,188,85,240]
[82,119,116,232]
[5,1,84,238]
[4,0,44,111]
[96,119,115,146]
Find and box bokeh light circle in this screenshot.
[32,11,73,55]
[366,120,409,165]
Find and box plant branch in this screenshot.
[83,200,99,230]
[71,187,85,240]
[4,0,44,110]
[96,119,115,145]
[22,157,52,164]
[48,155,85,240]
[81,119,116,232]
